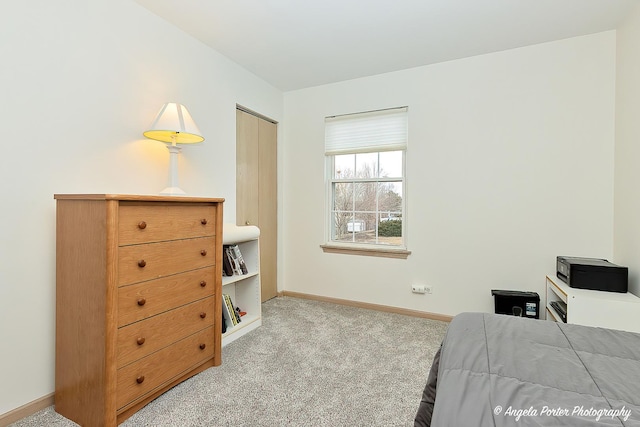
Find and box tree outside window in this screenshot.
[331,150,403,246]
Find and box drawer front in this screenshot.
[119,203,216,245]
[118,267,214,327]
[118,237,215,286]
[116,326,214,410]
[117,297,214,368]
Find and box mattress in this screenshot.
[415,312,640,426]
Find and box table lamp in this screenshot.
[143,102,204,195]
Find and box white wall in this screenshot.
[0,0,282,415]
[614,3,640,297]
[282,32,617,317]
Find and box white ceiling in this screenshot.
[134,0,639,91]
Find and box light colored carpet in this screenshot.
[11,296,449,426]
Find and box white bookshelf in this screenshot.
[546,274,640,333]
[222,223,262,346]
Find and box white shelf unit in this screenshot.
[546,274,640,333]
[222,223,262,346]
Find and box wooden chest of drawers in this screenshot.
[54,194,223,426]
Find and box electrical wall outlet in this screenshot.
[412,284,426,294]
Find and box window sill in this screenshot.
[320,244,411,259]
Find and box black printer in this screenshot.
[556,256,628,293]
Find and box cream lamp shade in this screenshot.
[143,103,204,195]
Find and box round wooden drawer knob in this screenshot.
[137,260,146,268]
[200,250,207,256]
[200,280,207,287]
[136,375,145,384]
[199,343,206,350]
[138,221,147,230]
[137,298,146,306]
[137,337,145,345]
[200,312,206,319]
[201,218,207,225]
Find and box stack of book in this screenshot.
[222,244,248,277]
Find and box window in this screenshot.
[322,107,409,258]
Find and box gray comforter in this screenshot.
[416,312,640,426]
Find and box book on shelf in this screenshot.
[223,244,248,276]
[222,293,242,326]
[229,294,241,324]
[221,299,234,328]
[227,246,242,276]
[230,244,249,274]
[222,247,234,277]
[221,312,227,333]
[222,294,238,327]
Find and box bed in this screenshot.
[415,312,640,426]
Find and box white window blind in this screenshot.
[325,107,408,155]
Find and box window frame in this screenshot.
[321,108,410,259]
